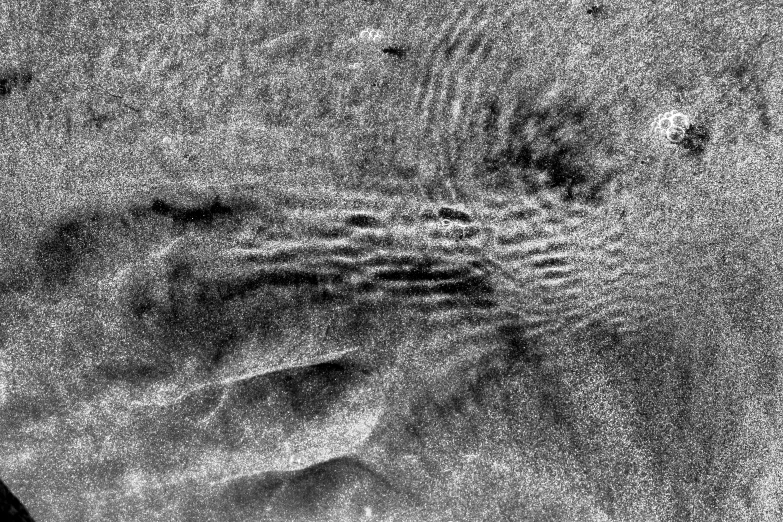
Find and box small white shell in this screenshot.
[669,112,691,130]
[652,110,692,144]
[359,28,387,46]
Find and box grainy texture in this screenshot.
[3,179,783,521]
[388,1,627,200]
[2,1,783,520]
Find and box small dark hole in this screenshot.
[345,213,380,228]
[586,4,607,17]
[381,46,407,59]
[0,66,33,97]
[437,207,471,223]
